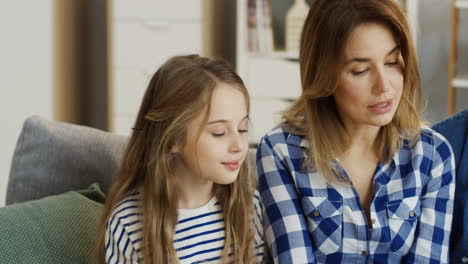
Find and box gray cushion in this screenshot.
[6,116,128,205]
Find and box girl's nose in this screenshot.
[229,133,243,153]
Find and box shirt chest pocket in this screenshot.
[386,196,421,255]
[301,197,343,255]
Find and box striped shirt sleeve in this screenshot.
[105,194,142,264]
[105,219,139,264]
[253,190,266,262]
[403,132,456,263]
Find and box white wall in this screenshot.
[0,0,54,206]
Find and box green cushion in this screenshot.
[0,183,105,264]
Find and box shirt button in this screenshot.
[371,219,376,224]
[313,210,320,217]
[462,256,468,263]
[409,211,415,217]
[361,251,368,256]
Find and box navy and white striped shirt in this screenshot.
[257,125,455,263]
[105,190,264,263]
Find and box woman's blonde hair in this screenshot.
[98,55,256,263]
[284,0,422,182]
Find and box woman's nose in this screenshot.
[374,69,391,93]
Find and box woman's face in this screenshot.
[334,23,404,131]
[174,83,249,186]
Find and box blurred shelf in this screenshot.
[448,0,468,115]
[453,76,468,88]
[455,0,468,8]
[247,51,299,62]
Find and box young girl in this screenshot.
[257,0,455,263]
[99,55,264,263]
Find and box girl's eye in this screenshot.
[212,132,225,137]
[386,61,399,66]
[352,69,368,75]
[238,129,248,133]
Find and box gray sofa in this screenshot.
[1,116,130,263]
[6,116,128,205]
[2,112,467,263]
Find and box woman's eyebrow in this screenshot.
[344,45,401,65]
[386,45,401,56]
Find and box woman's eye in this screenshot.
[212,133,225,137]
[386,61,399,66]
[352,69,368,75]
[239,129,248,133]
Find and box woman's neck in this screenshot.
[345,125,381,157]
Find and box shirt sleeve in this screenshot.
[105,216,140,264]
[253,190,266,263]
[256,136,315,263]
[403,134,455,263]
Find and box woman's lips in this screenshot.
[368,99,393,114]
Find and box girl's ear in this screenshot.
[171,143,180,154]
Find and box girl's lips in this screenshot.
[368,100,393,114]
[222,161,240,170]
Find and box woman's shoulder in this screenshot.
[260,122,307,148]
[400,126,455,166]
[262,123,290,139]
[419,126,453,156]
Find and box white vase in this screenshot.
[285,0,310,56]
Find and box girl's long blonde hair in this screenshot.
[98,55,256,263]
[284,0,423,182]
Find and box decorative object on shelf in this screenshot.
[247,0,258,52]
[247,0,274,53]
[257,0,275,53]
[285,0,309,57]
[237,0,303,143]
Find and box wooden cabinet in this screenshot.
[108,0,204,135]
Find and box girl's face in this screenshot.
[174,83,249,186]
[334,23,404,131]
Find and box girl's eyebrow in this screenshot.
[344,45,401,65]
[207,115,249,125]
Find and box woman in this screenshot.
[256,0,455,263]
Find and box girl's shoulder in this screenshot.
[252,189,265,260]
[108,190,143,226]
[105,190,144,263]
[253,189,262,213]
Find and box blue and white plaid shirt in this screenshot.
[256,124,455,263]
